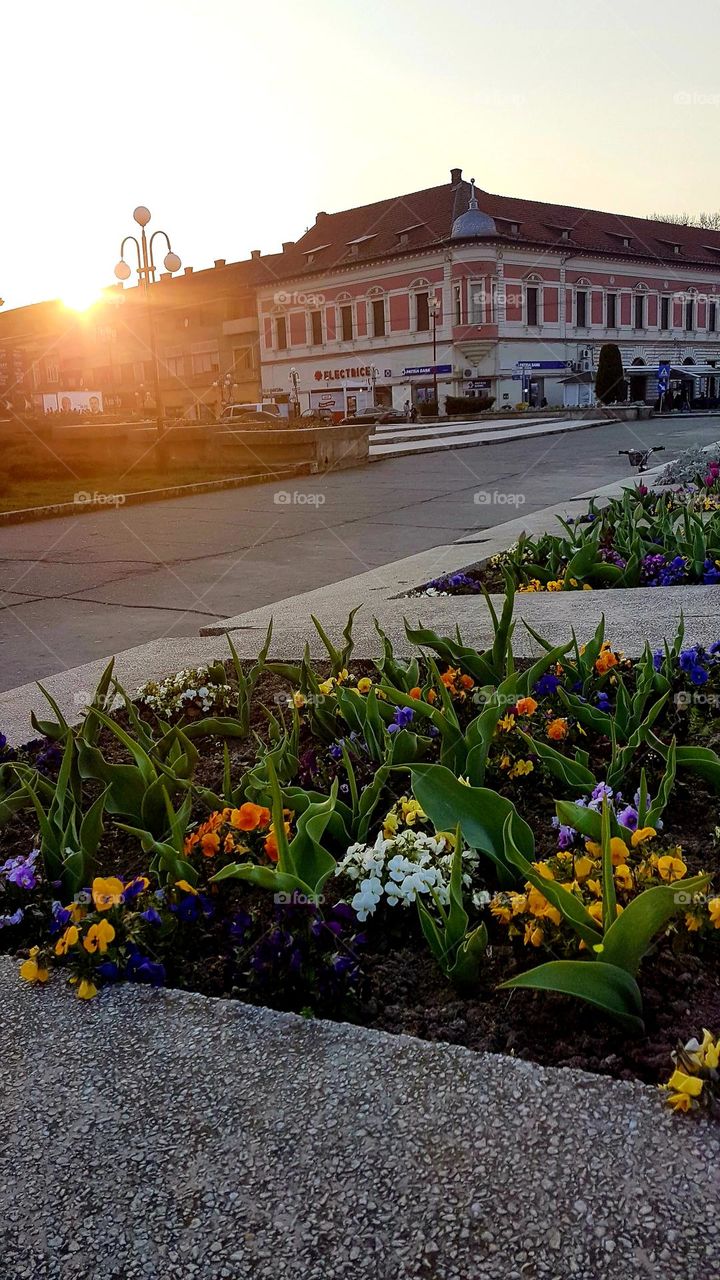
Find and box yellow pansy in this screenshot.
[55,925,79,957]
[77,979,98,1000]
[175,879,198,895]
[356,677,372,694]
[19,947,50,984]
[91,876,124,912]
[292,690,306,708]
[83,919,116,955]
[708,898,720,928]
[614,864,634,892]
[657,855,687,883]
[631,826,656,847]
[318,679,335,696]
[574,855,594,882]
[509,759,534,778]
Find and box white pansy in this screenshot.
[336,826,481,919]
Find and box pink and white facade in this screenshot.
[257,170,720,413]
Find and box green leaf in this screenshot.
[518,732,597,791]
[503,812,602,947]
[408,764,533,885]
[601,873,710,975]
[499,960,645,1033]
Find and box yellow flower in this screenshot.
[588,900,604,924]
[336,669,349,685]
[574,855,594,882]
[356,677,372,694]
[91,876,124,912]
[708,898,720,928]
[685,1030,720,1071]
[631,826,656,847]
[490,898,512,924]
[614,864,634,892]
[526,886,561,926]
[509,892,528,917]
[509,759,534,778]
[524,922,545,947]
[55,925,79,956]
[498,714,516,733]
[586,878,603,898]
[77,979,98,1000]
[292,690,306,708]
[499,754,511,770]
[582,584,593,591]
[546,579,564,592]
[318,678,335,696]
[532,861,555,881]
[400,798,425,826]
[19,946,50,984]
[175,879,198,895]
[666,1068,704,1099]
[657,855,687,883]
[685,912,703,933]
[83,919,116,955]
[383,811,399,839]
[65,901,86,924]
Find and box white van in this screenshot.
[219,402,282,423]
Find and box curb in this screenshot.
[369,414,608,461]
[0,463,313,527]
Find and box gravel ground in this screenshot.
[1,955,719,1280]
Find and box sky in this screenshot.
[4,0,720,309]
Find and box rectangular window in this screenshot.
[685,300,695,332]
[310,310,323,345]
[191,351,219,375]
[606,293,617,327]
[526,286,539,326]
[165,356,184,377]
[661,296,670,329]
[469,283,484,324]
[576,290,587,327]
[634,294,645,330]
[372,299,385,337]
[454,283,462,325]
[233,347,255,372]
[340,305,353,341]
[416,291,430,331]
[276,316,287,350]
[710,302,717,333]
[45,361,59,383]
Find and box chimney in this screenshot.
[250,249,261,259]
[184,266,194,275]
[450,167,462,185]
[214,258,226,268]
[282,240,295,251]
[316,211,327,221]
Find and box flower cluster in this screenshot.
[184,802,285,866]
[662,1030,720,1115]
[0,848,42,931]
[336,799,482,922]
[136,664,233,720]
[489,827,693,954]
[20,873,216,998]
[641,553,688,587]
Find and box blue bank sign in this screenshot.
[515,360,572,370]
[403,364,453,376]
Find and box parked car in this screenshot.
[218,402,281,424]
[218,408,285,427]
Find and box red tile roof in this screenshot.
[258,172,720,281]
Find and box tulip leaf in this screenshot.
[500,960,645,1034]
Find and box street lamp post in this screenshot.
[289,366,300,417]
[428,292,441,412]
[114,206,181,437]
[369,365,379,408]
[213,371,235,408]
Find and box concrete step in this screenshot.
[369,416,604,457]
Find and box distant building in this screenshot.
[257,168,720,412]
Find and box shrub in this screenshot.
[596,344,626,404]
[418,400,438,417]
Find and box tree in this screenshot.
[648,211,720,230]
[595,344,625,405]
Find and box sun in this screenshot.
[61,288,101,313]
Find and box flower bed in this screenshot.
[419,465,720,596]
[3,602,720,1110]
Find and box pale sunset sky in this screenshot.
[4,0,720,308]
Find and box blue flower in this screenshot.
[140,907,162,926]
[595,691,612,713]
[534,673,561,697]
[388,705,414,734]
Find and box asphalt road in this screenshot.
[1,415,718,693]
